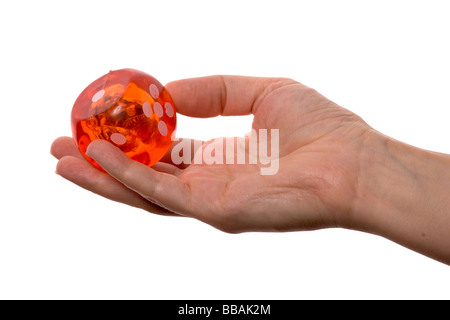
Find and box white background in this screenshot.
[0,0,449,299]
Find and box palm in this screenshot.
[52,76,370,233]
[171,82,368,231]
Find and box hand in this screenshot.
[51,76,370,232]
[51,75,450,264]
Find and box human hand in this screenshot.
[52,75,450,264]
[51,76,371,233]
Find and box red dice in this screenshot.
[71,68,176,169]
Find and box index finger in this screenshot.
[165,75,294,118]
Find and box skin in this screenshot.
[51,75,450,265]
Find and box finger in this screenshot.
[86,139,191,216]
[158,137,204,169]
[152,162,182,175]
[165,75,295,118]
[51,136,84,160]
[55,155,178,216]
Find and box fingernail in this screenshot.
[85,141,94,158]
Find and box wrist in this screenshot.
[350,130,450,263]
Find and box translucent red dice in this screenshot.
[71,69,176,169]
